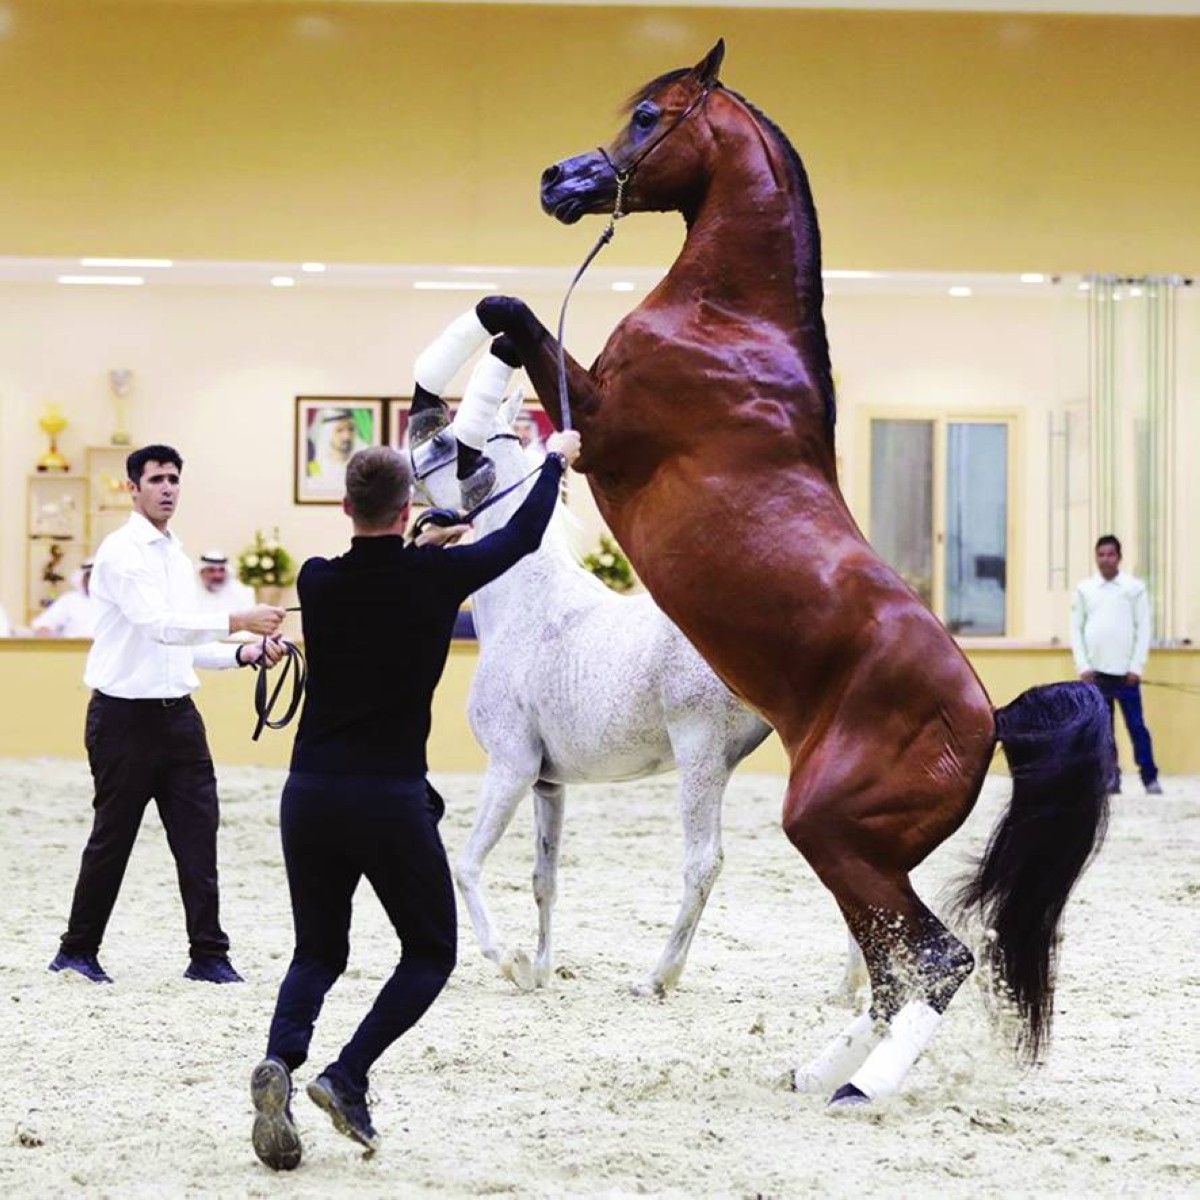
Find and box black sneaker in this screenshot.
[306,1065,379,1155]
[184,956,244,984]
[48,950,112,984]
[250,1057,302,1171]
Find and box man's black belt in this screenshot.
[95,691,192,708]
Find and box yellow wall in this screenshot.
[0,3,1198,271]
[3,640,1198,777]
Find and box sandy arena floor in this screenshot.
[1,759,1197,1197]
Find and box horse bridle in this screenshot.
[410,432,545,541]
[555,83,715,431]
[599,83,715,220]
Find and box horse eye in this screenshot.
[632,107,658,131]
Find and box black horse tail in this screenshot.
[951,681,1113,1064]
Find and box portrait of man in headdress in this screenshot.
[295,399,383,503]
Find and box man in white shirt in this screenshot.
[1071,534,1162,795]
[195,549,256,616]
[32,558,99,638]
[49,444,289,986]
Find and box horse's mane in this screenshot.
[623,73,837,439]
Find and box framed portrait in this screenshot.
[294,397,386,505]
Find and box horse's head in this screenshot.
[540,40,725,224]
[410,351,528,517]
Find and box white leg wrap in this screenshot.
[413,308,491,396]
[847,1000,942,1101]
[793,1011,878,1094]
[453,354,515,451]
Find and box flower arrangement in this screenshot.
[581,533,637,593]
[237,527,297,590]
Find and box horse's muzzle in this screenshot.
[540,152,615,224]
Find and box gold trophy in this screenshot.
[109,368,134,446]
[37,405,70,473]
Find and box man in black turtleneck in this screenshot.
[250,427,580,1170]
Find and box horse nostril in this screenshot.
[541,163,562,188]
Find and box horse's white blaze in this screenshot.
[412,308,490,395]
[848,1000,942,1101]
[416,331,771,994]
[793,1011,878,1094]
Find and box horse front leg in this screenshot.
[475,296,602,434]
[529,779,566,990]
[453,760,537,985]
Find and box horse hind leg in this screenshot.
[825,904,974,1107]
[785,781,975,1104]
[528,779,566,989]
[634,753,726,998]
[794,896,973,1100]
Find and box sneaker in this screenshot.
[250,1057,302,1172]
[184,956,244,984]
[306,1065,380,1155]
[48,950,112,984]
[1145,780,1164,795]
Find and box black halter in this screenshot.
[249,638,307,741]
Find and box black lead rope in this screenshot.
[250,637,307,741]
[1142,679,1200,698]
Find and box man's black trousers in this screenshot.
[266,772,457,1090]
[60,692,230,960]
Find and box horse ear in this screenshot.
[499,384,526,427]
[694,38,725,86]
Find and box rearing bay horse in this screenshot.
[439,41,1113,1105]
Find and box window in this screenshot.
[868,416,1013,636]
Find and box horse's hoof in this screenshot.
[827,1083,871,1109]
[506,951,537,993]
[630,979,665,1000]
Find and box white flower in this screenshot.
[244,554,259,568]
[266,541,279,551]
[599,553,614,567]
[260,556,274,569]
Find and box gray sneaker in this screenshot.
[250,1057,302,1171]
[1145,780,1164,795]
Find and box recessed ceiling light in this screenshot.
[413,280,498,291]
[1020,273,1045,284]
[948,286,972,298]
[79,257,172,269]
[301,262,326,273]
[58,274,145,286]
[271,276,296,288]
[611,281,636,292]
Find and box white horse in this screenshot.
[411,332,772,996]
